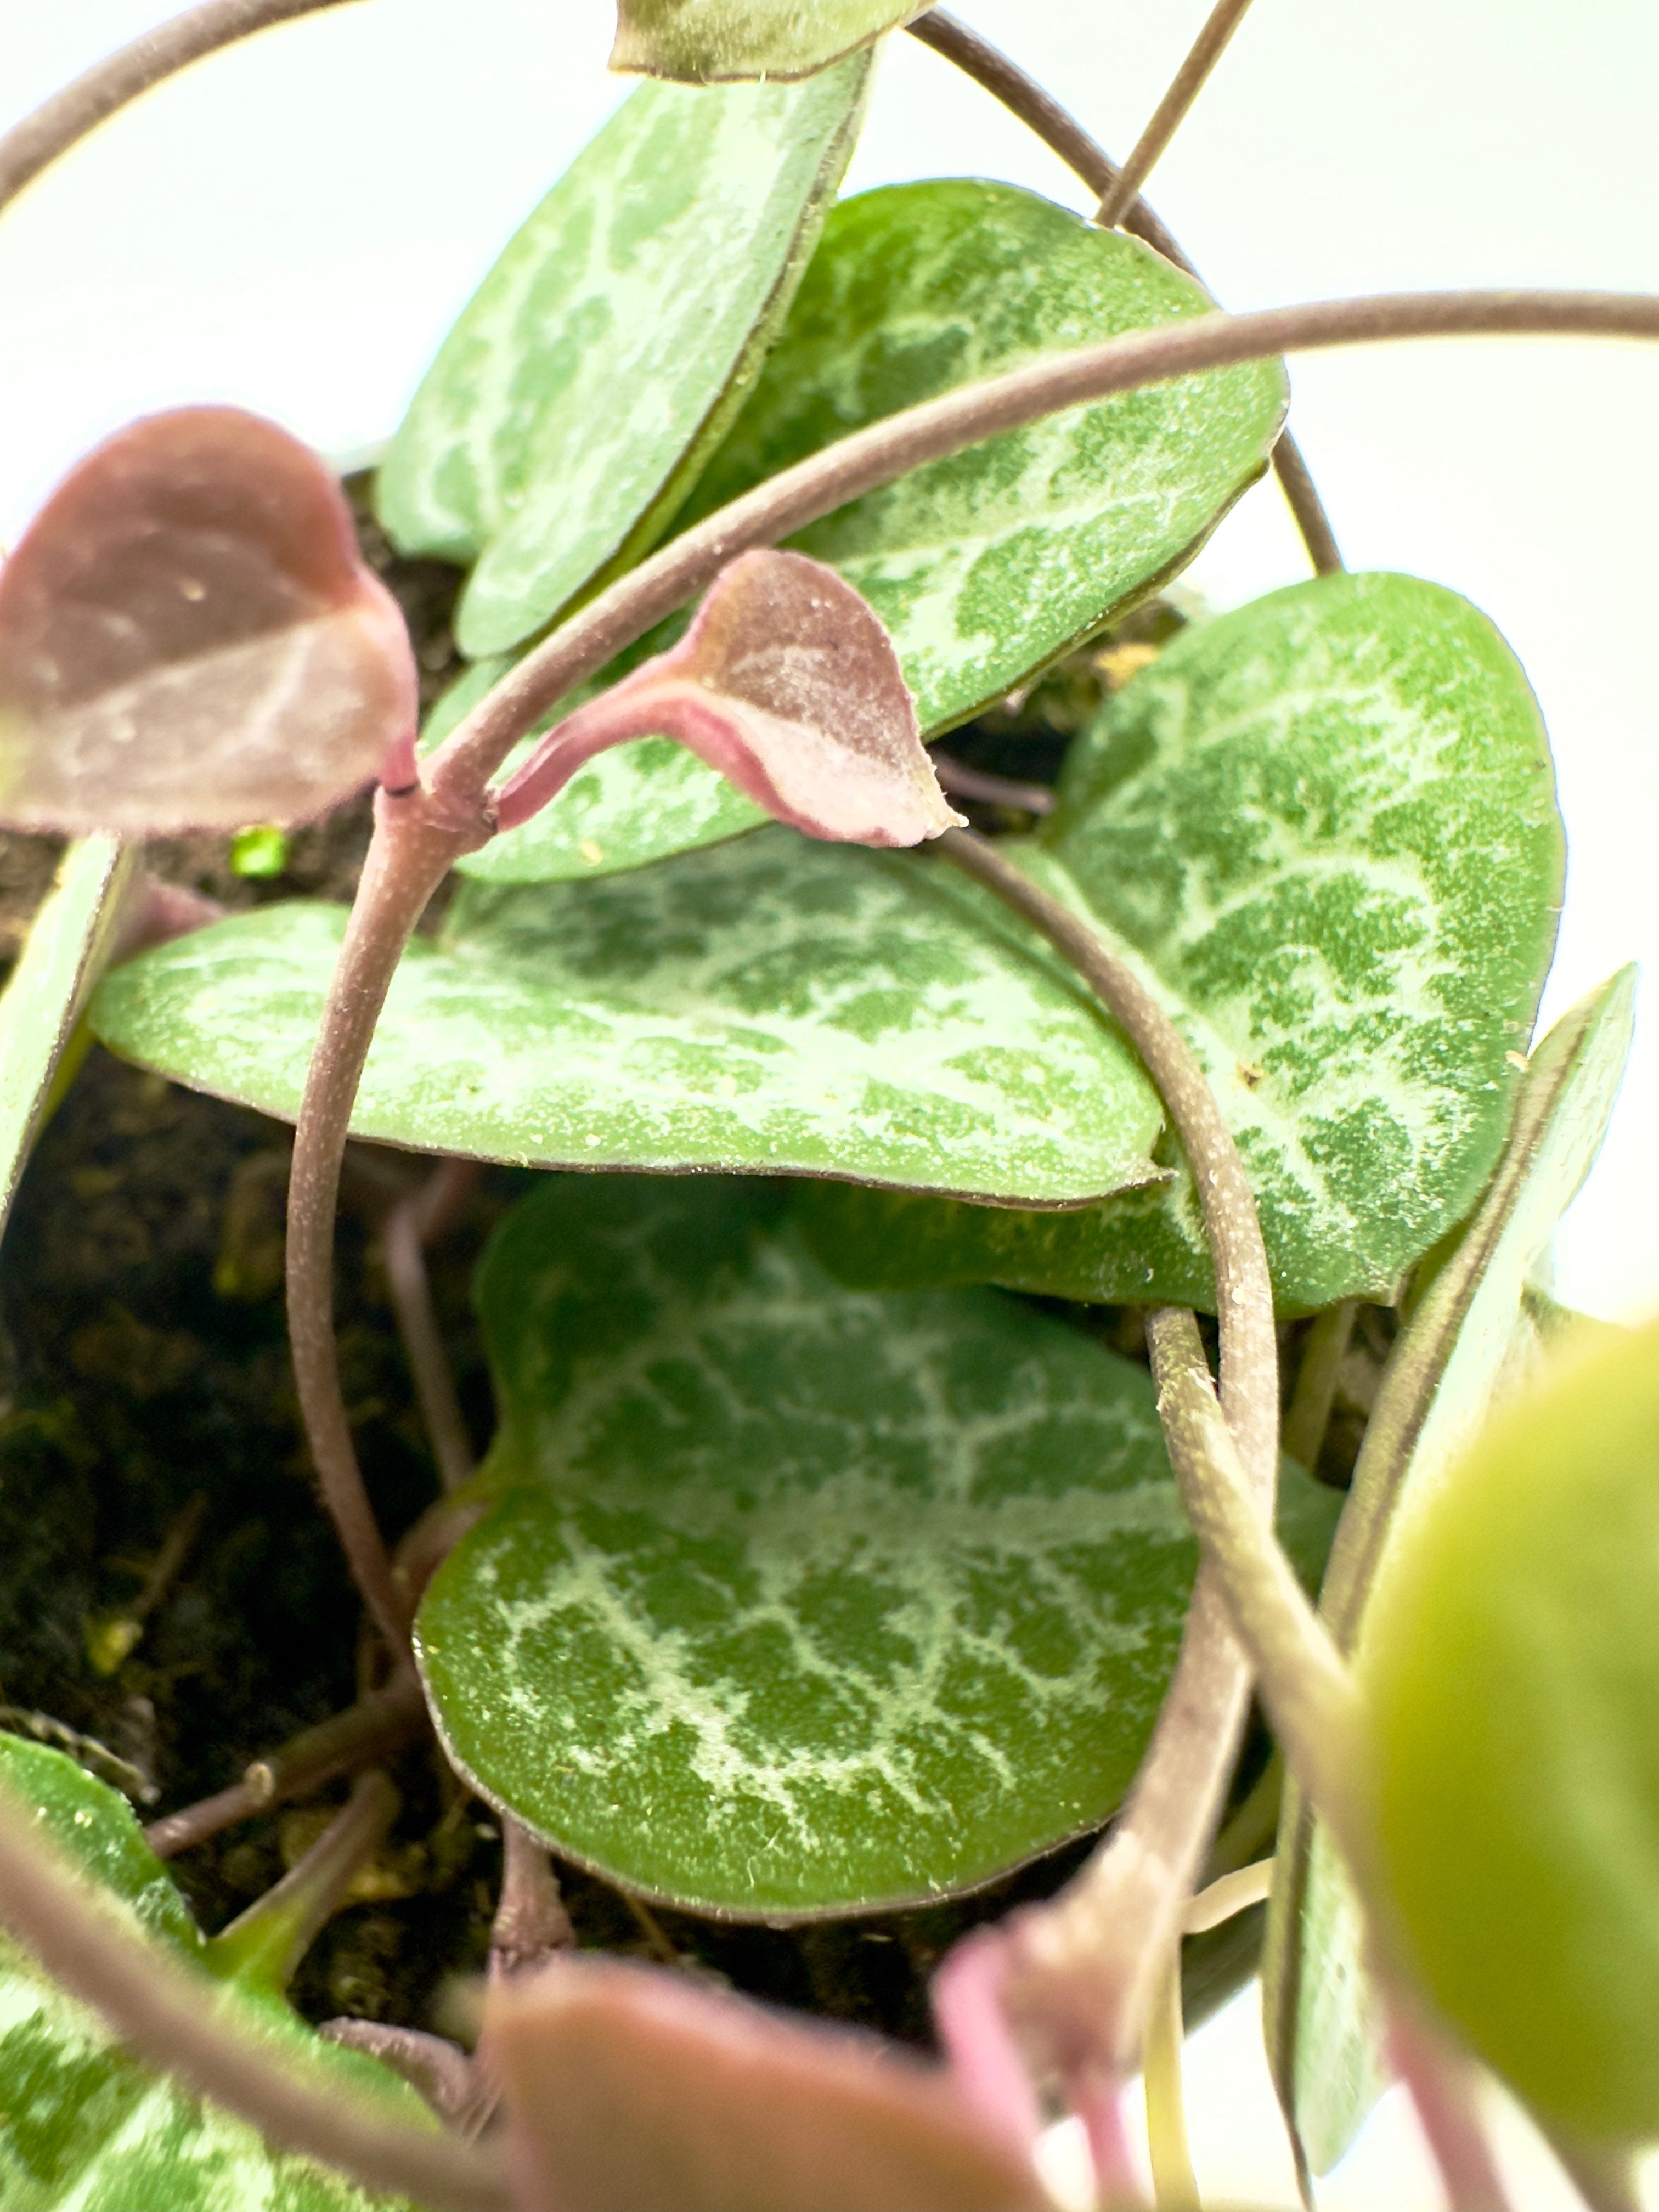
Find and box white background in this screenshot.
[2,4,1656,2203]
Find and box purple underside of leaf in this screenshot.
[0,406,418,834]
[486,1955,1051,2212]
[493,548,963,847]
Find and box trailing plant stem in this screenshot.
[286,793,476,1652]
[431,289,1659,819]
[1146,1310,1361,1847]
[146,1668,426,1857]
[1144,1952,1199,2210]
[935,831,1276,2096]
[0,1774,507,2211]
[1097,0,1256,228]
[904,8,1340,572]
[382,1158,481,1493]
[0,0,365,217]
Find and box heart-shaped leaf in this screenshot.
[0,1733,426,2209]
[0,409,416,836]
[1260,967,1634,2178]
[487,1954,1049,2212]
[676,180,1288,738]
[377,62,869,658]
[495,551,959,846]
[612,0,932,83]
[797,572,1566,1313]
[432,178,1289,888]
[414,1176,1340,1916]
[89,827,1166,1205]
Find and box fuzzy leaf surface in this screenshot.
[89,828,1164,1203]
[798,573,1566,1312]
[612,0,930,82]
[676,180,1288,737]
[1261,968,1635,2176]
[415,1177,1339,1915]
[378,63,868,657]
[0,410,415,835]
[0,1735,425,2210]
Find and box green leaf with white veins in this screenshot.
[0,1734,427,2210]
[377,60,869,658]
[675,180,1288,737]
[798,572,1566,1313]
[88,827,1165,1204]
[1261,966,1635,2178]
[415,1176,1341,1915]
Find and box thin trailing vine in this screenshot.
[0,0,365,216]
[905,6,1343,573]
[1096,0,1257,229]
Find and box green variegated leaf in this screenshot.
[425,180,1285,888]
[678,180,1288,737]
[1260,968,1634,2177]
[89,828,1164,1203]
[0,1734,426,2210]
[613,0,929,82]
[798,573,1566,1312]
[377,60,868,656]
[414,1176,1340,1915]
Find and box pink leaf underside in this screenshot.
[486,1955,1053,2212]
[494,549,964,846]
[0,407,417,834]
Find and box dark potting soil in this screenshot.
[0,485,1374,2056]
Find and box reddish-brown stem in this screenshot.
[929,752,1054,814]
[382,1158,481,1494]
[0,0,365,217]
[904,7,1341,575]
[932,833,1276,2104]
[489,1818,574,1982]
[0,1773,507,2211]
[285,792,478,1652]
[432,289,1659,819]
[1098,0,1257,229]
[145,1667,426,1857]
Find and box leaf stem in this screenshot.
[145,1667,426,1858]
[1281,1299,1357,1473]
[932,831,1276,2101]
[1145,1309,1360,1843]
[381,1158,481,1494]
[1097,0,1256,229]
[1144,1951,1200,2210]
[0,0,365,219]
[285,793,478,1652]
[489,1818,574,1982]
[904,7,1341,573]
[0,1773,507,2211]
[205,1769,399,1989]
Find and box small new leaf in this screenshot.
[0,409,417,836]
[488,1955,1049,2212]
[495,551,962,847]
[612,0,930,83]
